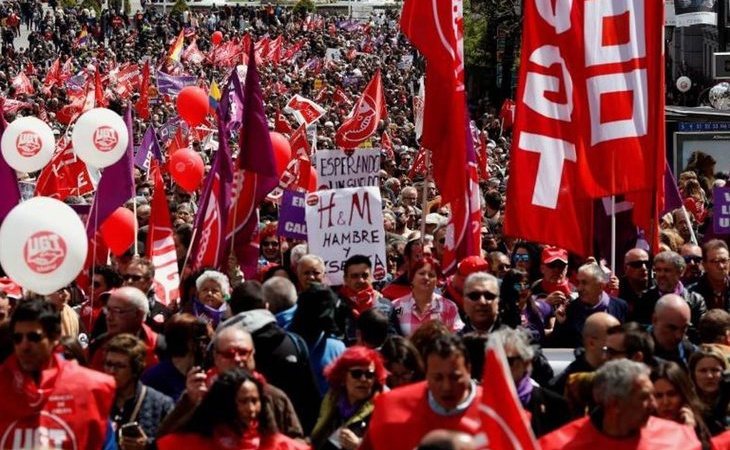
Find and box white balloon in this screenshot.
[1,116,55,173]
[0,197,88,295]
[72,108,128,168]
[676,76,692,93]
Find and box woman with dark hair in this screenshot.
[310,347,387,450]
[511,242,541,283]
[391,257,464,336]
[690,346,730,434]
[157,368,308,450]
[651,361,712,448]
[500,269,553,344]
[380,336,424,388]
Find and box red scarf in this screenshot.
[540,279,573,296]
[340,286,377,318]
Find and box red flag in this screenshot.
[408,148,428,179]
[274,109,293,135]
[381,131,394,160]
[401,1,466,206]
[94,69,107,108]
[147,163,181,306]
[182,40,206,65]
[43,58,62,88]
[314,88,329,104]
[332,87,351,105]
[474,335,539,450]
[499,99,516,131]
[471,121,489,181]
[11,72,34,96]
[267,35,283,65]
[167,127,188,156]
[284,94,326,126]
[335,69,387,150]
[135,61,151,120]
[35,134,96,200]
[290,124,311,159]
[167,29,185,64]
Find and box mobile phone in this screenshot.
[119,422,145,439]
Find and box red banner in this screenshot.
[504,0,663,256]
[147,163,180,306]
[335,69,387,150]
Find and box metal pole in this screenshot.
[610,195,616,273]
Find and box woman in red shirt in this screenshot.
[157,368,309,450]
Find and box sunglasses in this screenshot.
[217,347,252,360]
[349,369,376,380]
[12,331,44,345]
[546,261,567,269]
[683,255,702,264]
[261,241,279,248]
[512,282,529,292]
[123,274,145,282]
[602,346,626,358]
[465,291,498,302]
[514,254,530,262]
[626,260,650,269]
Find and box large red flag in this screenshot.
[400,1,466,207]
[284,94,326,126]
[135,62,151,120]
[474,335,540,450]
[274,108,293,135]
[94,69,107,108]
[43,58,62,88]
[147,163,180,306]
[335,69,387,150]
[35,133,96,200]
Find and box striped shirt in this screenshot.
[392,293,465,336]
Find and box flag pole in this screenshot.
[132,195,139,257]
[610,195,616,273]
[419,150,430,243]
[682,205,698,245]
[181,227,199,279]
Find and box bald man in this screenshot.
[548,312,620,396]
[652,294,697,369]
[418,430,475,450]
[619,248,651,316]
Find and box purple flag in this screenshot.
[662,162,684,215]
[217,67,245,133]
[226,43,280,280]
[155,70,197,96]
[0,99,20,225]
[134,126,164,171]
[187,118,233,272]
[86,108,135,238]
[277,190,307,240]
[714,187,730,235]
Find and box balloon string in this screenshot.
[133,195,138,257]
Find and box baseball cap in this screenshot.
[457,256,490,277]
[541,247,568,264]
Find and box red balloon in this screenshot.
[270,132,292,177]
[176,86,209,127]
[211,30,223,46]
[306,166,318,192]
[170,149,205,192]
[100,207,137,257]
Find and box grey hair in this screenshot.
[592,359,650,406]
[463,272,499,292]
[578,263,608,284]
[113,286,149,317]
[654,250,686,272]
[491,328,535,362]
[289,244,308,270]
[262,277,297,313]
[195,270,231,295]
[212,324,252,352]
[298,254,325,270]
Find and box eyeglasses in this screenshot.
[709,258,730,265]
[103,360,129,371]
[626,260,650,269]
[683,255,702,265]
[216,347,252,360]
[12,331,44,345]
[514,254,530,262]
[349,369,376,380]
[512,282,529,292]
[261,241,279,248]
[104,306,137,316]
[546,261,567,269]
[602,346,626,358]
[465,291,499,302]
[123,274,145,282]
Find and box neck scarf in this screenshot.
[192,297,227,328]
[339,286,377,318]
[516,373,534,407]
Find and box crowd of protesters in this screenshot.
[1,0,730,449]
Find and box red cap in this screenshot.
[457,256,490,277]
[542,247,568,264]
[0,277,22,299]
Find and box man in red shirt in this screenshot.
[0,298,116,450]
[361,334,482,450]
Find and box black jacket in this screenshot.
[635,286,707,342]
[526,386,571,437]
